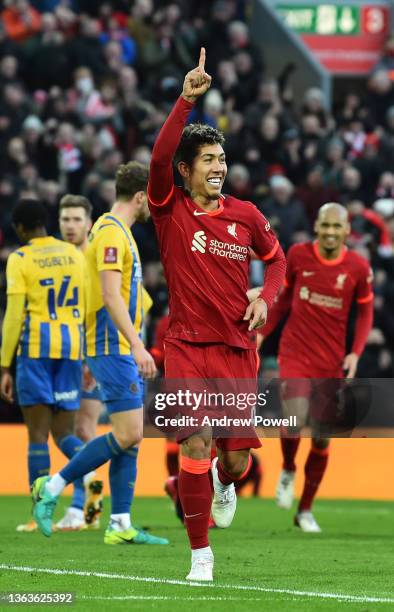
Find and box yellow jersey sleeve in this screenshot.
[95,224,126,273]
[142,287,153,315]
[6,252,26,295]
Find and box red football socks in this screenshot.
[281,436,301,472]
[299,445,329,511]
[178,457,212,550]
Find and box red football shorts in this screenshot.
[279,360,344,423]
[163,338,261,450]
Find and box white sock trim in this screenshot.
[110,513,131,531]
[192,546,213,560]
[83,471,96,486]
[45,473,66,497]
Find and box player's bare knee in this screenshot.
[219,449,249,478]
[182,434,211,459]
[312,437,330,450]
[74,422,93,443]
[113,428,143,449]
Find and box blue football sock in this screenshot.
[109,446,138,515]
[58,435,85,511]
[28,442,50,488]
[60,433,122,484]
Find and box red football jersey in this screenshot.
[269,242,373,371]
[149,187,280,348]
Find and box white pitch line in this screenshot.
[1,565,394,604]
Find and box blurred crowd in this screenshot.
[0,0,394,384]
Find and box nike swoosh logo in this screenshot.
[184,512,203,518]
[302,271,314,276]
[194,210,208,216]
[115,534,134,543]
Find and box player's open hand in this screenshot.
[132,342,157,379]
[182,47,212,103]
[243,298,268,331]
[1,369,14,403]
[343,352,358,379]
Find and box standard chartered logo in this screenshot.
[191,230,207,253]
[191,230,248,261]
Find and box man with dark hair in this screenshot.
[31,164,168,546]
[148,49,286,581]
[0,198,87,533]
[115,162,149,201]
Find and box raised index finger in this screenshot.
[198,47,206,70]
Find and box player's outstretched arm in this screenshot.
[148,48,212,206]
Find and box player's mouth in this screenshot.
[323,236,338,245]
[206,177,222,189]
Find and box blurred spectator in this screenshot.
[226,163,253,201]
[258,175,310,250]
[339,165,365,205]
[99,4,137,66]
[297,165,338,223]
[367,70,394,127]
[66,16,107,77]
[1,0,41,43]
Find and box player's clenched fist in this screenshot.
[132,341,157,379]
[182,47,212,103]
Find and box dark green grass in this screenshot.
[0,496,393,611]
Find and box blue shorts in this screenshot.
[86,354,143,414]
[81,386,103,401]
[16,356,82,410]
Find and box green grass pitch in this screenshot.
[1,496,394,611]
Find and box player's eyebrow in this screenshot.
[201,152,226,159]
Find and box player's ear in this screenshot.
[177,161,190,178]
[135,190,145,206]
[346,222,351,236]
[313,219,319,234]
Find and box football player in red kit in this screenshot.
[260,203,373,533]
[148,48,286,580]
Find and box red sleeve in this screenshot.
[362,210,391,247]
[148,96,194,207]
[249,209,286,308]
[351,260,374,356]
[352,300,374,356]
[261,246,297,337]
[355,261,374,304]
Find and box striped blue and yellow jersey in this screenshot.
[85,212,144,357]
[6,236,85,360]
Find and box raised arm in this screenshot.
[148,48,212,206]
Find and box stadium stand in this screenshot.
[0,0,393,425]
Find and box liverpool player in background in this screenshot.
[258,202,373,533]
[148,48,286,581]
